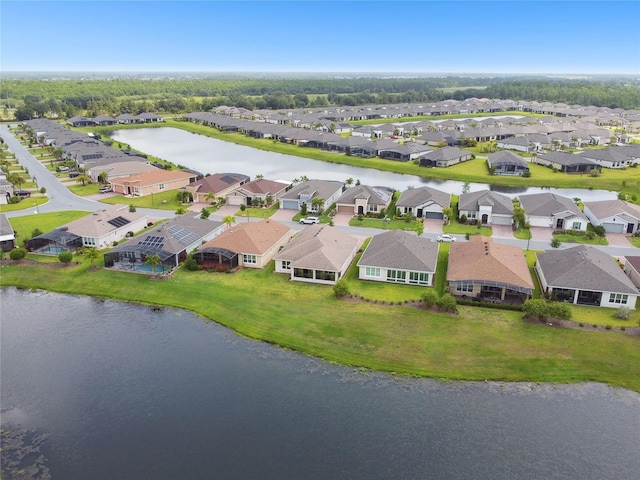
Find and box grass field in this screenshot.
[1,255,638,391]
[6,211,90,240]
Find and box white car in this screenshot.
[299,216,320,224]
[437,234,457,243]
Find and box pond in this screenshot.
[2,288,639,479]
[110,128,617,201]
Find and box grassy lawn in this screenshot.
[629,236,640,248]
[553,231,608,245]
[7,211,90,240]
[2,255,638,391]
[443,221,492,237]
[98,190,184,210]
[349,216,422,233]
[0,196,48,213]
[514,229,531,240]
[234,203,279,218]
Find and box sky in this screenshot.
[1,0,639,74]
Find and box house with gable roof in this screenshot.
[458,190,514,226]
[357,230,438,286]
[110,168,196,197]
[519,192,588,231]
[624,256,640,290]
[194,219,293,270]
[583,199,640,234]
[487,151,529,176]
[274,224,359,285]
[185,173,250,204]
[278,179,344,212]
[396,186,451,220]
[536,245,637,309]
[534,151,599,173]
[418,147,472,167]
[335,184,394,216]
[447,236,534,304]
[225,178,290,207]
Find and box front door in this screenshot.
[627,223,634,234]
[358,205,364,215]
[556,218,564,229]
[417,208,423,218]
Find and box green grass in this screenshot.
[7,211,90,240]
[552,231,608,245]
[0,196,48,213]
[514,229,531,240]
[349,216,422,233]
[235,203,279,218]
[3,254,638,391]
[627,236,640,248]
[443,221,492,236]
[99,190,185,210]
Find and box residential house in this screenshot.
[225,178,290,207]
[26,205,149,252]
[459,190,512,225]
[136,112,164,123]
[487,151,530,176]
[185,173,250,204]
[110,169,196,197]
[0,214,16,252]
[0,178,12,204]
[534,152,599,173]
[419,147,472,167]
[583,199,640,234]
[66,116,94,127]
[578,147,637,169]
[396,186,451,220]
[104,216,225,274]
[93,114,117,126]
[357,230,438,286]
[447,236,534,304]
[116,113,138,124]
[623,256,640,290]
[274,224,359,285]
[518,192,588,231]
[279,180,344,212]
[378,142,432,162]
[88,161,158,183]
[194,219,293,270]
[335,185,394,216]
[536,245,637,309]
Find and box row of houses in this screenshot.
[67,112,164,127]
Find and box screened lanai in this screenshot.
[25,228,83,255]
[193,247,238,270]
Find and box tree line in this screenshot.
[5,76,640,121]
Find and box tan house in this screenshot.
[185,173,250,204]
[194,219,294,269]
[225,178,290,207]
[274,224,360,284]
[447,236,534,304]
[110,169,196,197]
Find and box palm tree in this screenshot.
[311,197,325,215]
[145,254,162,275]
[205,191,217,205]
[442,207,454,225]
[76,174,91,186]
[345,178,354,188]
[176,190,191,204]
[85,247,100,268]
[8,172,26,191]
[222,214,236,230]
[255,174,264,180]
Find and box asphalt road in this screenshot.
[2,124,638,258]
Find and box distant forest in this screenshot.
[3,75,639,120]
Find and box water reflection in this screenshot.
[110,128,617,201]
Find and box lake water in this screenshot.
[110,128,617,201]
[2,288,639,479]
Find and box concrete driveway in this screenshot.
[529,227,553,243]
[423,219,444,234]
[606,233,634,248]
[332,212,353,226]
[269,208,296,222]
[491,224,514,239]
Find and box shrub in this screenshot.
[593,225,606,237]
[183,256,200,271]
[550,238,561,248]
[421,290,438,308]
[546,301,572,320]
[616,306,631,320]
[522,299,548,320]
[129,204,136,212]
[9,248,27,261]
[31,228,43,239]
[39,187,46,194]
[589,169,601,177]
[58,251,73,263]
[436,293,458,313]
[459,214,467,224]
[333,280,350,299]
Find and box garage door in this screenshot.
[281,200,299,210]
[226,195,244,206]
[491,215,513,226]
[337,204,354,214]
[425,211,444,219]
[602,222,624,233]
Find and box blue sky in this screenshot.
[1,1,639,74]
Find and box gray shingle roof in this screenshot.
[519,193,587,220]
[459,190,513,215]
[336,185,393,206]
[396,186,451,209]
[357,230,438,272]
[537,245,637,294]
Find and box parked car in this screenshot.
[99,186,113,194]
[68,172,80,178]
[299,216,320,225]
[13,190,31,198]
[437,234,457,243]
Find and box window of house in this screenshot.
[386,270,407,282]
[609,293,628,304]
[158,184,165,190]
[457,282,474,292]
[83,237,96,246]
[365,266,380,277]
[572,222,581,230]
[409,272,429,285]
[134,187,140,194]
[243,254,257,265]
[369,204,378,212]
[281,260,291,270]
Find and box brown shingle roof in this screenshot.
[199,219,292,255]
[447,236,533,289]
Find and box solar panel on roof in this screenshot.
[167,224,199,246]
[138,235,164,249]
[107,216,131,228]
